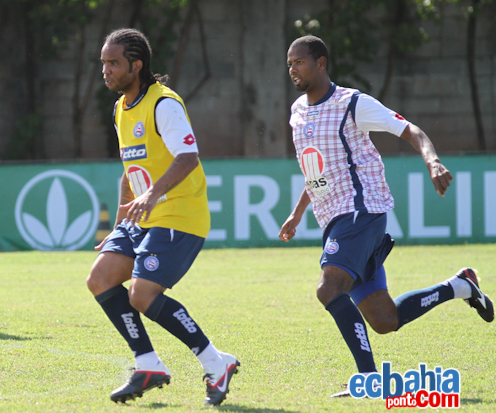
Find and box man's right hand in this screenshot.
[278,215,300,242]
[94,233,112,251]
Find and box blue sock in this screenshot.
[394,283,454,329]
[144,294,209,355]
[326,293,376,373]
[95,285,154,357]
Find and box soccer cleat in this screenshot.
[456,267,494,322]
[331,387,352,398]
[110,362,171,403]
[203,352,240,406]
[331,374,381,398]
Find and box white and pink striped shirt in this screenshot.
[290,84,410,230]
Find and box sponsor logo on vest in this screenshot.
[301,146,330,197]
[122,145,147,161]
[134,121,145,138]
[173,308,198,333]
[421,291,439,307]
[354,322,371,352]
[127,165,152,197]
[15,170,99,251]
[121,312,140,338]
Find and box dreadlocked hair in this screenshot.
[104,28,169,86]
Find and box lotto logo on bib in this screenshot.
[301,146,330,197]
[348,362,460,409]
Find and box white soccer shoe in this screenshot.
[203,352,240,405]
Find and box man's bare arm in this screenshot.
[400,124,453,197]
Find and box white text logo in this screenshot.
[121,312,140,338]
[173,308,197,333]
[354,323,371,352]
[421,291,440,307]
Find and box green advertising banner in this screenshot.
[1,155,495,252]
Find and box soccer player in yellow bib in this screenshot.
[87,28,239,406]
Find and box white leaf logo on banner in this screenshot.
[15,170,100,251]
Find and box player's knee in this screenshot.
[128,287,150,314]
[316,283,342,306]
[368,316,398,334]
[86,269,102,295]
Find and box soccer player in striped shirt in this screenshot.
[279,35,493,397]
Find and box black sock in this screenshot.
[326,293,376,373]
[95,285,154,357]
[394,283,454,329]
[144,294,209,355]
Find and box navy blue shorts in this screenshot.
[320,212,394,305]
[101,221,205,289]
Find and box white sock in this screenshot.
[446,276,472,299]
[196,342,223,372]
[135,351,161,371]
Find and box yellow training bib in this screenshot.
[114,82,210,238]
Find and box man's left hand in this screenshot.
[120,190,159,226]
[428,161,453,197]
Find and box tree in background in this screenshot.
[294,0,379,92]
[293,0,495,151]
[1,0,107,160]
[375,0,437,102]
[1,0,188,160]
[293,0,436,98]
[461,0,494,151]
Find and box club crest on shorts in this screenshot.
[144,255,159,271]
[133,121,145,138]
[325,240,339,255]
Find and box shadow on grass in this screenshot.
[0,333,31,341]
[461,398,495,405]
[143,403,184,409]
[142,402,300,412]
[218,405,301,413]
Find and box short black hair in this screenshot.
[104,28,168,86]
[290,35,329,69]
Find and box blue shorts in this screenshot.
[101,221,205,289]
[320,212,394,305]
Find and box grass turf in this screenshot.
[0,245,495,412]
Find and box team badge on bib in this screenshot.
[325,240,339,255]
[144,255,159,271]
[304,122,315,138]
[133,121,145,138]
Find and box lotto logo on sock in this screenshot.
[354,323,371,352]
[421,291,439,307]
[121,312,140,339]
[173,308,198,333]
[348,362,460,409]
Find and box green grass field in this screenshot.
[0,245,495,412]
